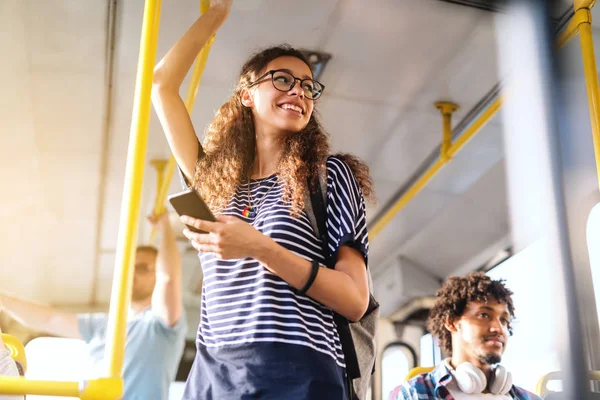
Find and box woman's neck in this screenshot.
[251,126,284,179]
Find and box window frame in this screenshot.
[379,341,417,400]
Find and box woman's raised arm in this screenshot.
[152,1,232,180]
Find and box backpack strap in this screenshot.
[307,171,362,382]
[304,166,327,238]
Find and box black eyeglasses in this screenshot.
[248,70,325,100]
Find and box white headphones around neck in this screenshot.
[445,359,513,395]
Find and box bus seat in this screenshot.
[404,366,435,381]
[1,333,27,375]
[536,370,600,399]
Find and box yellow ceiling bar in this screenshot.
[447,96,504,160]
[150,0,214,238]
[574,0,600,189]
[370,3,593,239]
[371,96,503,238]
[556,6,588,48]
[371,100,463,238]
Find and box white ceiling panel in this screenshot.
[20,0,106,74]
[367,179,402,219]
[322,0,485,107]
[412,17,499,113]
[318,96,399,161]
[400,161,509,277]
[368,109,447,204]
[369,187,455,270]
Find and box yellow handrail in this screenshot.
[370,96,503,238]
[1,333,27,373]
[556,7,588,48]
[103,0,162,383]
[0,377,122,400]
[150,0,214,241]
[435,102,459,163]
[0,378,79,397]
[404,366,435,381]
[370,3,593,239]
[536,370,600,396]
[574,0,600,190]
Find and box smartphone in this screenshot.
[168,188,216,234]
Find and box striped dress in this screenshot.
[182,156,369,400]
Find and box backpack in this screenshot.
[304,167,380,400]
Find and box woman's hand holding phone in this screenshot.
[181,215,270,261]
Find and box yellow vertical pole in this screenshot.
[435,101,459,162]
[151,0,214,224]
[104,0,162,379]
[150,159,169,199]
[574,0,600,188]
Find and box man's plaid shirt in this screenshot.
[388,362,542,400]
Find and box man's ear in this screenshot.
[240,87,254,108]
[444,317,458,333]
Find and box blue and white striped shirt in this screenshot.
[198,156,368,364]
[181,156,369,399]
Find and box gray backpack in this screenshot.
[304,169,380,400]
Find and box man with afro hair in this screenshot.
[389,272,541,400]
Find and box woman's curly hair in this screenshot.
[427,272,515,354]
[191,44,375,214]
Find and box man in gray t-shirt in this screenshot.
[0,213,186,400]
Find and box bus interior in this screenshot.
[1,0,599,399]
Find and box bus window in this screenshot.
[25,337,91,400]
[586,203,600,332]
[25,337,191,400]
[169,382,186,399]
[487,240,561,393]
[381,342,416,400]
[419,333,441,367]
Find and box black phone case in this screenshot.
[168,189,216,234]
